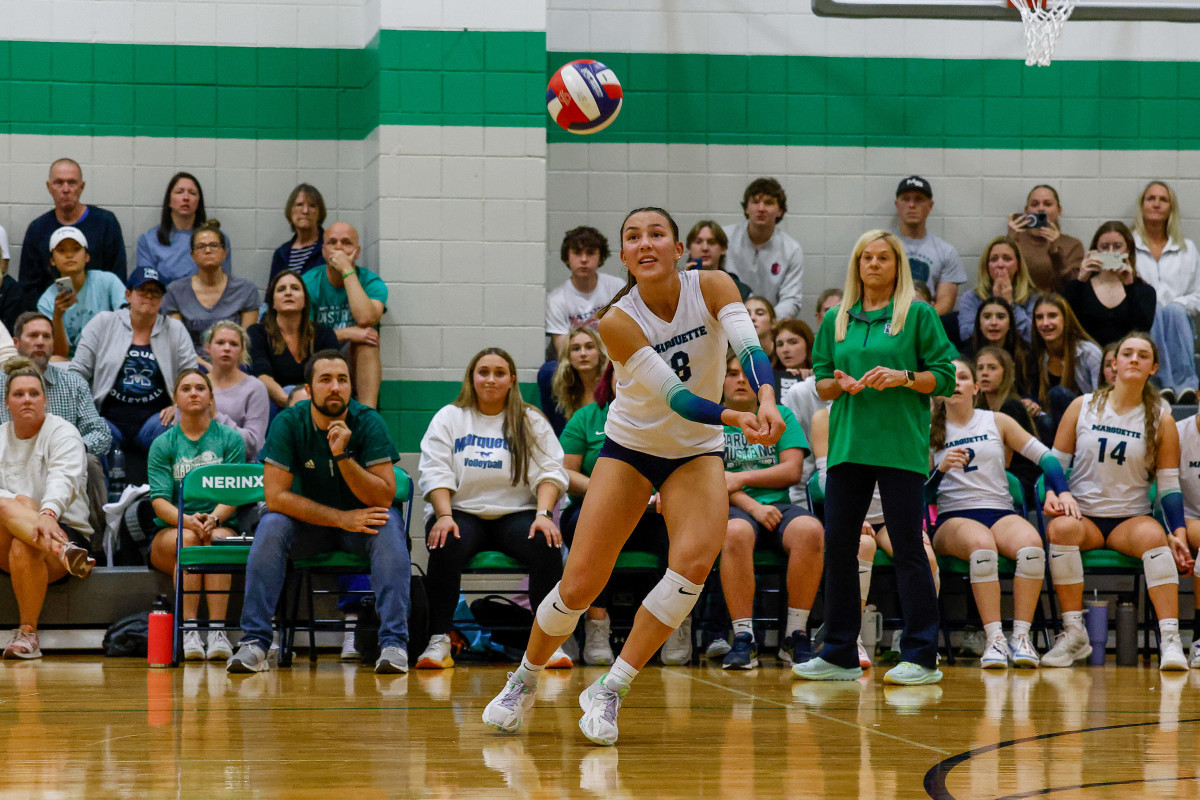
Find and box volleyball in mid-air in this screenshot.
[546,59,623,134]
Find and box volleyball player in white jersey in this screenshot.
[1043,332,1194,670]
[483,207,782,745]
[1175,411,1200,666]
[929,358,1077,669]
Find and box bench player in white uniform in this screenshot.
[1044,332,1194,670]
[929,358,1078,669]
[483,208,783,745]
[1175,411,1200,666]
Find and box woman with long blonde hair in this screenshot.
[550,327,609,421]
[957,236,1038,344]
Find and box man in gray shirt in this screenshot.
[724,177,805,320]
[892,176,966,317]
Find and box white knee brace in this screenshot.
[1143,545,1179,588]
[1014,546,1045,580]
[969,549,999,584]
[642,568,704,629]
[1048,544,1084,586]
[535,582,587,637]
[858,558,873,604]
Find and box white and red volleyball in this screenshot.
[546,59,623,134]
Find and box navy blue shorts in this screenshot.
[1086,515,1136,539]
[597,438,723,490]
[728,503,814,550]
[935,508,1018,532]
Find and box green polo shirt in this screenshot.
[261,399,399,511]
[723,405,807,505]
[560,402,608,504]
[148,420,247,525]
[811,299,956,475]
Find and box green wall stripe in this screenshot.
[378,379,541,453]
[0,30,544,139]
[547,51,1200,150]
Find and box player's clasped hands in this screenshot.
[1042,491,1082,520]
[726,408,782,446]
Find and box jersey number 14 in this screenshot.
[1096,436,1128,466]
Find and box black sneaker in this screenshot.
[722,632,759,670]
[779,631,815,665]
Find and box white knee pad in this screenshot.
[1048,544,1084,586]
[535,582,587,637]
[858,558,873,604]
[642,568,704,629]
[1014,546,1045,580]
[969,549,999,584]
[1143,545,1179,588]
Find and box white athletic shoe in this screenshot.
[980,634,1012,669]
[856,636,873,669]
[483,672,537,733]
[660,618,692,666]
[1160,632,1189,672]
[1041,627,1091,668]
[583,618,614,666]
[1010,633,1040,668]
[416,634,454,669]
[1190,640,1200,669]
[546,646,574,669]
[182,631,206,661]
[579,675,627,746]
[705,637,732,659]
[206,631,234,662]
[341,630,358,661]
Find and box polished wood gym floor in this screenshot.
[4,654,1200,799]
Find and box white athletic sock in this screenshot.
[983,621,1003,642]
[515,655,545,687]
[785,608,809,638]
[1160,618,1180,636]
[732,618,754,638]
[858,558,873,604]
[1012,620,1032,639]
[606,657,639,688]
[1062,610,1084,633]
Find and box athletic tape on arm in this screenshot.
[717,302,774,393]
[623,346,727,426]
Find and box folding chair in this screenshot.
[172,463,266,667]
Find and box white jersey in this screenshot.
[1178,414,1200,520]
[932,410,1011,514]
[606,270,728,458]
[1070,392,1166,518]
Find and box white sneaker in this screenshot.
[579,675,627,746]
[1160,632,1189,671]
[483,672,537,733]
[206,631,233,661]
[660,617,692,666]
[705,637,731,659]
[1189,639,1200,669]
[1010,632,1040,668]
[416,634,454,669]
[1041,627,1091,668]
[341,630,358,661]
[183,631,206,661]
[980,634,1013,669]
[856,636,873,669]
[583,618,614,666]
[547,646,574,669]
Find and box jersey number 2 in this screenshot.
[670,351,691,382]
[1096,436,1128,466]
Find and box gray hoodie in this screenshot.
[70,309,197,406]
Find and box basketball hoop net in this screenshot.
[1011,0,1078,67]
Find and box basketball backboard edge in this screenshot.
[812,0,1200,21]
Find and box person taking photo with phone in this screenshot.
[1007,185,1084,294]
[1063,221,1156,349]
[34,227,125,359]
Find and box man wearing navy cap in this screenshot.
[892,176,966,317]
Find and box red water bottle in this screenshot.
[148,595,174,668]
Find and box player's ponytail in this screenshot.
[1142,379,1161,480]
[930,396,949,452]
[597,207,681,319]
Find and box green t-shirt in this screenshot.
[560,402,608,502]
[301,265,389,329]
[148,420,247,523]
[723,405,807,505]
[811,299,957,475]
[261,399,399,511]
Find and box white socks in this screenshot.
[1012,620,1031,639]
[515,654,545,687]
[606,657,638,688]
[1063,610,1084,633]
[732,618,754,638]
[983,621,1003,641]
[785,608,809,638]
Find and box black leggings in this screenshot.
[822,463,939,669]
[425,510,564,634]
[559,503,669,609]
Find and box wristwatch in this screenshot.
[903,370,915,388]
[537,510,553,520]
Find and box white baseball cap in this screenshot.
[49,226,89,251]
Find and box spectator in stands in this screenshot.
[147,369,245,662]
[1006,185,1084,293]
[546,226,625,355]
[1099,341,1119,388]
[957,236,1037,344]
[70,267,196,466]
[746,296,776,361]
[301,222,384,409]
[1132,181,1200,403]
[716,353,824,670]
[0,224,18,333]
[205,322,269,461]
[162,221,259,367]
[551,327,608,423]
[1063,221,1156,348]
[773,318,814,397]
[968,297,1032,395]
[724,178,804,319]
[249,271,339,409]
[136,172,230,285]
[560,364,671,666]
[1029,293,1101,430]
[416,348,570,670]
[228,349,409,674]
[974,345,1041,491]
[685,220,751,300]
[35,227,125,358]
[892,176,966,316]
[0,357,95,660]
[19,158,127,310]
[269,184,327,280]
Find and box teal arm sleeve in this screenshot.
[1037,452,1070,496]
[718,303,774,393]
[624,346,727,426]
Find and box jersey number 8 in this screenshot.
[670,351,691,382]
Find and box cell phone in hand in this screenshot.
[1096,251,1127,271]
[686,256,703,271]
[54,276,75,294]
[1020,211,1048,229]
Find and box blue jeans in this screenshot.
[239,510,411,650]
[1151,302,1199,392]
[106,414,170,454]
